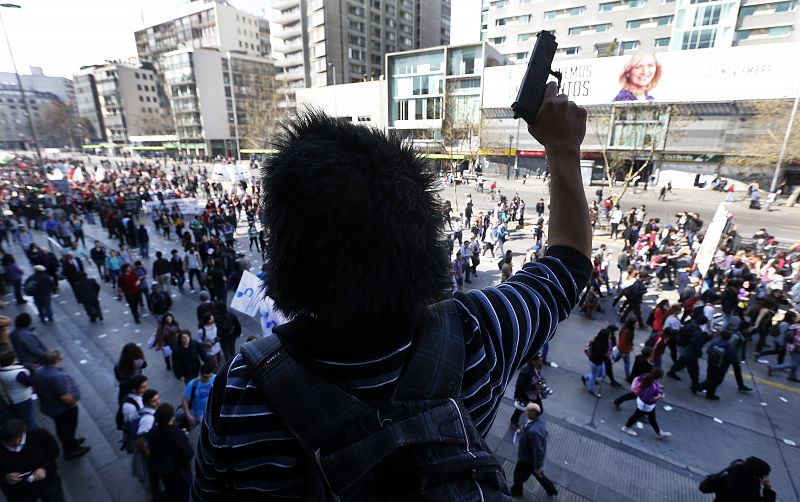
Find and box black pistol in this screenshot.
[511,31,563,126]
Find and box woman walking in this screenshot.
[146,403,194,502]
[155,313,180,371]
[172,330,203,384]
[114,343,148,404]
[582,328,611,398]
[621,368,671,439]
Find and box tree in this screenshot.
[36,100,79,148]
[75,116,98,143]
[235,64,281,152]
[588,102,691,204]
[724,98,800,192]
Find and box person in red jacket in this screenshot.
[118,264,142,324]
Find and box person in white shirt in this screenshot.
[196,313,222,371]
[610,205,624,240]
[184,247,203,293]
[121,375,148,423]
[132,389,160,488]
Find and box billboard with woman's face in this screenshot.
[481,43,800,108]
[613,53,662,102]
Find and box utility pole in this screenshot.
[770,91,799,193]
[226,52,241,161]
[0,3,42,163]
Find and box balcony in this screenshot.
[271,0,299,10]
[275,69,306,82]
[274,24,302,40]
[276,8,301,25]
[274,56,305,69]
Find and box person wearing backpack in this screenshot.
[692,331,738,400]
[667,313,710,389]
[194,95,593,499]
[213,302,241,365]
[117,375,148,452]
[131,389,160,493]
[613,347,654,410]
[621,368,671,439]
[148,284,172,323]
[24,266,56,324]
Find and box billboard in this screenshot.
[482,43,800,108]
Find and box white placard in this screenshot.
[230,270,263,317]
[693,203,727,278]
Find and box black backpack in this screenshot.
[115,396,140,431]
[707,343,726,369]
[240,300,510,501]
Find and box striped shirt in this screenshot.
[193,246,591,500]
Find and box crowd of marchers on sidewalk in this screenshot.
[0,155,268,502]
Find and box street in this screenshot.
[1,177,798,501]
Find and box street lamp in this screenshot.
[507,134,513,180]
[328,63,338,118]
[0,3,42,162]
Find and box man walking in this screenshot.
[24,266,56,324]
[152,252,172,294]
[170,249,186,292]
[510,403,558,497]
[32,351,91,460]
[136,224,150,259]
[118,264,143,324]
[9,313,48,369]
[148,284,172,323]
[693,331,738,400]
[61,252,85,302]
[74,273,103,323]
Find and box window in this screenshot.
[769,25,793,37]
[557,46,580,55]
[139,96,144,102]
[515,52,528,60]
[396,99,409,120]
[349,48,365,60]
[681,28,716,49]
[137,84,142,90]
[569,23,611,35]
[349,20,366,32]
[654,37,670,47]
[544,6,586,19]
[135,73,140,79]
[622,40,640,51]
[694,5,721,26]
[491,36,506,43]
[357,116,371,122]
[348,4,365,17]
[401,37,412,46]
[350,34,366,46]
[776,1,796,12]
[627,16,672,29]
[412,75,429,95]
[517,33,532,41]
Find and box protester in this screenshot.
[0,350,37,429]
[171,330,203,384]
[621,368,671,439]
[74,272,103,323]
[146,403,193,502]
[511,354,547,431]
[0,420,65,502]
[114,343,148,405]
[24,265,56,324]
[31,351,91,459]
[180,362,215,429]
[8,314,47,370]
[154,313,180,371]
[510,403,558,498]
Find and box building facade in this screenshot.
[0,85,66,150]
[295,79,388,127]
[0,67,74,104]
[132,0,277,156]
[386,42,506,152]
[73,68,106,142]
[476,0,797,63]
[160,47,276,157]
[270,0,451,109]
[91,62,172,144]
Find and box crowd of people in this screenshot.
[0,156,265,501]
[0,122,794,501]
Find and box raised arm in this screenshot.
[529,81,591,259]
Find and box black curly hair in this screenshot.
[261,109,451,329]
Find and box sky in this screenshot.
[0,0,269,78]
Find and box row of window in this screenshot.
[136,84,157,92]
[740,1,796,16]
[505,36,668,60]
[134,72,154,80]
[735,25,794,41]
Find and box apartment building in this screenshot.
[73,68,106,142]
[270,0,451,109]
[161,47,276,157]
[91,62,172,144]
[0,85,65,150]
[133,0,277,156]
[135,1,271,66]
[478,0,797,63]
[0,67,74,104]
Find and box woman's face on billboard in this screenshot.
[629,55,657,88]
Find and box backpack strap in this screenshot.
[240,334,371,458]
[392,300,464,400]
